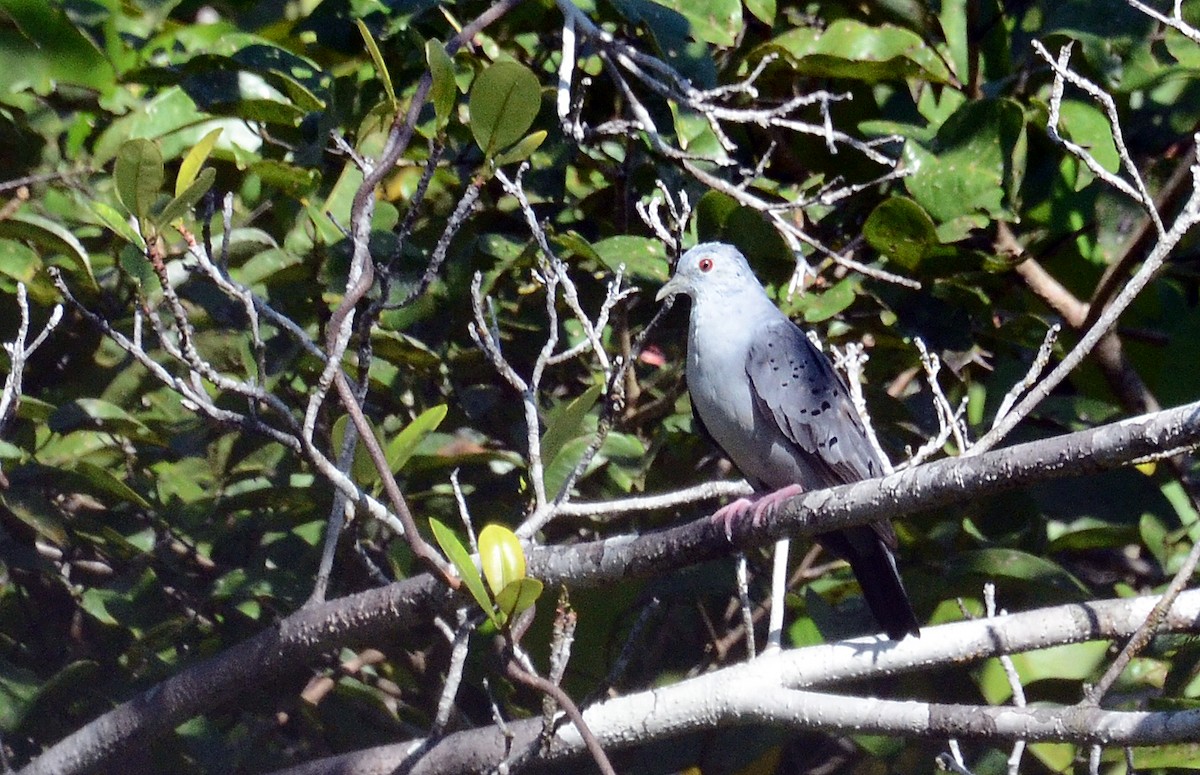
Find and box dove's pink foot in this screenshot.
[712,496,758,539]
[711,484,805,539]
[750,484,804,523]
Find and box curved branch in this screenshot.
[268,590,1200,775]
[20,399,1200,775]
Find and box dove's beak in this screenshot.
[656,274,684,302]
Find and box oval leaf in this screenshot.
[863,196,940,271]
[478,523,526,596]
[114,138,164,221]
[468,60,541,158]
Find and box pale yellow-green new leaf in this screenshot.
[175,127,222,198]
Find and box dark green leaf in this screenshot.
[541,384,603,468]
[356,19,396,109]
[468,61,541,158]
[156,167,215,226]
[115,138,165,221]
[863,196,942,271]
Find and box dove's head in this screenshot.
[655,242,766,304]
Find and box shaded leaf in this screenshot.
[115,138,165,221]
[356,19,396,109]
[426,39,457,128]
[468,61,541,158]
[863,196,945,271]
[156,167,215,226]
[541,384,604,468]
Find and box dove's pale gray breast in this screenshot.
[685,289,833,492]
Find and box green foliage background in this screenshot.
[2,0,1200,771]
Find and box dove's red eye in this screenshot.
[698,257,714,272]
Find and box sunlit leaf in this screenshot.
[175,127,223,198]
[429,518,495,624]
[478,523,527,596]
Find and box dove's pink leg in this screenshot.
[711,484,805,539]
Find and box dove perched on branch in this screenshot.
[657,242,920,640]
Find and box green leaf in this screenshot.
[49,398,156,440]
[357,19,397,109]
[759,20,954,84]
[541,384,604,468]
[695,189,740,241]
[330,414,384,487]
[73,461,154,510]
[744,0,776,25]
[468,60,542,158]
[903,98,1024,222]
[0,213,95,286]
[115,138,165,221]
[387,404,449,472]
[978,640,1109,703]
[949,548,1092,598]
[0,660,39,730]
[0,489,67,545]
[493,130,547,166]
[591,235,670,282]
[863,196,943,271]
[426,39,457,128]
[1057,99,1121,186]
[91,201,145,249]
[1131,744,1200,769]
[478,523,527,596]
[175,127,222,198]
[788,278,859,323]
[429,517,495,623]
[649,0,743,46]
[156,167,215,226]
[494,578,543,620]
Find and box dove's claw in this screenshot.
[750,484,804,525]
[711,497,757,540]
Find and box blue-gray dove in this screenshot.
[657,242,920,640]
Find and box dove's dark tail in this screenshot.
[819,527,921,640]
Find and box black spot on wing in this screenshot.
[745,318,884,485]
